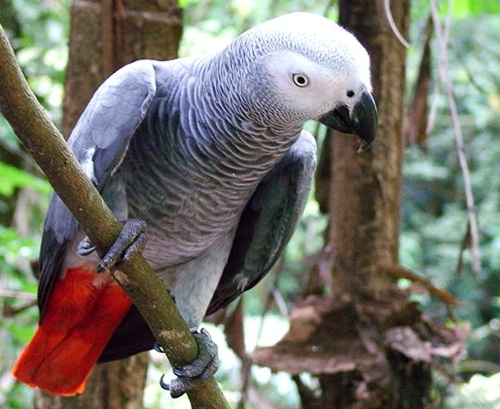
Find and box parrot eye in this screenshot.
[346,90,355,98]
[292,73,309,87]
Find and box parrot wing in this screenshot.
[99,305,155,362]
[207,130,317,315]
[99,131,316,361]
[37,60,158,315]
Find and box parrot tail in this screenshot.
[12,267,132,396]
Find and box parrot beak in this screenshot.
[319,91,378,152]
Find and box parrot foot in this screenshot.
[97,219,147,272]
[153,341,164,353]
[77,219,147,273]
[77,237,98,256]
[158,328,219,398]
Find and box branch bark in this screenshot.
[0,23,230,409]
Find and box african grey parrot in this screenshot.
[13,12,378,397]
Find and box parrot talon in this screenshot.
[77,237,97,256]
[96,219,147,273]
[159,374,171,391]
[159,374,189,399]
[154,341,164,353]
[172,328,219,378]
[158,328,219,398]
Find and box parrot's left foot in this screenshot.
[78,219,147,272]
[158,328,219,398]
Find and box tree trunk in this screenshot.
[231,3,464,407]
[62,0,182,136]
[310,0,439,407]
[331,0,407,296]
[317,0,436,407]
[35,0,182,407]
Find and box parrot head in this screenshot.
[230,12,378,150]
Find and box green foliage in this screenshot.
[0,0,65,406]
[446,0,500,18]
[445,373,500,409]
[1,0,69,125]
[401,10,500,408]
[0,163,51,197]
[0,223,39,407]
[179,0,337,56]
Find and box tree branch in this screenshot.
[382,264,461,308]
[383,0,410,48]
[429,0,482,273]
[0,23,230,409]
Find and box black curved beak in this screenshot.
[319,91,378,152]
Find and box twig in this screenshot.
[384,0,410,48]
[383,264,461,307]
[0,289,37,317]
[429,0,481,273]
[0,23,230,408]
[426,81,440,137]
[271,287,289,319]
[237,357,252,409]
[0,289,36,301]
[256,258,285,344]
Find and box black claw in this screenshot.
[199,327,212,340]
[172,330,219,378]
[158,328,220,399]
[159,375,187,399]
[159,374,170,390]
[154,341,164,353]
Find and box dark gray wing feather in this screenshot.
[37,61,157,315]
[99,306,156,362]
[207,131,317,315]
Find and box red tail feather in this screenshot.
[12,267,132,396]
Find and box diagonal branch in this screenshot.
[0,23,229,409]
[383,264,461,308]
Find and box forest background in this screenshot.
[0,0,499,408]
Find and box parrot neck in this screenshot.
[200,52,306,138]
[181,106,301,188]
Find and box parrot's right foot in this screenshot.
[158,328,219,398]
[77,219,147,272]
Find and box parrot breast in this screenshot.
[119,80,301,268]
